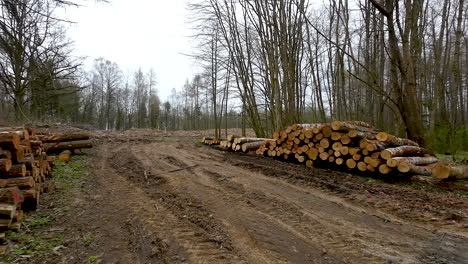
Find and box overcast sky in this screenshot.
[64,0,197,100]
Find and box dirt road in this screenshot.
[42,133,468,263]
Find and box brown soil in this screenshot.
[11,130,468,263]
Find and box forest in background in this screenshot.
[0,0,467,154]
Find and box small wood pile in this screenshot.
[202,135,273,153]
[0,127,93,252]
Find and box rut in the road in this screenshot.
[99,140,468,264]
[107,144,245,263]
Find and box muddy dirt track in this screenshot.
[51,132,468,263]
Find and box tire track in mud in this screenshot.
[133,144,397,263]
[198,169,419,263]
[107,144,245,263]
[100,140,468,264]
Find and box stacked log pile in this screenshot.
[0,127,93,251]
[203,121,467,181]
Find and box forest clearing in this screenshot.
[0,125,467,263]
[0,0,468,263]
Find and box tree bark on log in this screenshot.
[397,163,433,176]
[0,204,16,219]
[241,141,266,152]
[376,132,419,147]
[37,133,90,143]
[43,140,93,152]
[380,146,430,160]
[1,177,35,189]
[0,133,20,150]
[0,130,29,140]
[0,187,23,205]
[390,156,438,166]
[235,137,273,144]
[11,146,24,163]
[2,164,27,177]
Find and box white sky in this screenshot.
[63,0,198,100]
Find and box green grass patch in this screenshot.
[88,255,100,263]
[53,155,89,189]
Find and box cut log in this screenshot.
[0,149,11,160]
[432,163,468,180]
[0,187,24,205]
[335,158,344,165]
[339,146,349,155]
[330,132,342,141]
[319,152,329,161]
[11,146,24,163]
[352,154,362,161]
[0,129,29,140]
[380,146,430,160]
[319,138,330,149]
[343,120,377,129]
[391,156,438,166]
[227,135,240,142]
[305,160,314,168]
[3,177,35,189]
[348,130,377,140]
[0,133,20,150]
[37,133,90,143]
[340,135,351,145]
[332,142,342,151]
[376,132,418,147]
[0,204,16,218]
[322,126,333,138]
[2,164,26,177]
[378,164,392,174]
[357,162,367,172]
[201,137,213,143]
[386,159,399,168]
[58,150,72,162]
[306,148,319,160]
[365,141,388,152]
[331,120,378,133]
[0,218,12,229]
[348,148,360,155]
[0,159,12,172]
[235,137,272,144]
[367,165,376,172]
[241,141,266,152]
[43,140,93,152]
[397,163,433,176]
